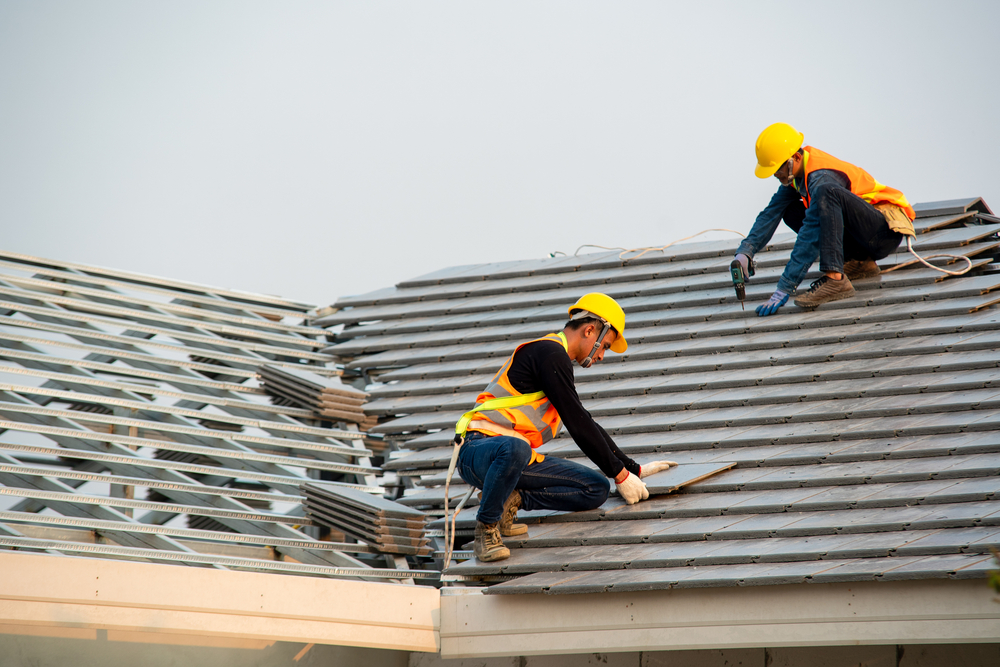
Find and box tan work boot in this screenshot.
[844,258,880,281]
[477,490,528,536]
[473,521,510,562]
[499,489,528,536]
[794,275,856,308]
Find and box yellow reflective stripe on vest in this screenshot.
[454,331,568,438]
[455,391,546,437]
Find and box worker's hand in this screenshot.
[755,289,789,317]
[734,253,750,277]
[615,471,649,504]
[639,460,678,478]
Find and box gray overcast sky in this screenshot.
[2,2,998,307]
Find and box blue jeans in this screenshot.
[457,431,610,524]
[782,183,903,277]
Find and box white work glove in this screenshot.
[639,460,678,478]
[615,471,649,505]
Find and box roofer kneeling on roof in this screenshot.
[735,122,916,317]
[455,293,676,562]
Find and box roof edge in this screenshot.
[440,578,1000,658]
[0,551,440,653]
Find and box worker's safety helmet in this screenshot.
[754,122,804,179]
[568,293,627,353]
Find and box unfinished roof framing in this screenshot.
[0,249,427,582]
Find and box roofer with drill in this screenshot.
[734,122,916,316]
[454,293,676,562]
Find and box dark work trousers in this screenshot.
[457,431,610,524]
[782,183,903,274]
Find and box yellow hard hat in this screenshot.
[568,293,627,353]
[754,122,804,179]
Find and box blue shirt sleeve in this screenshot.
[736,185,800,258]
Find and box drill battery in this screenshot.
[730,256,755,307]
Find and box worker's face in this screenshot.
[774,153,801,187]
[580,325,617,364]
[774,159,794,186]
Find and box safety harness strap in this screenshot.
[453,391,547,441]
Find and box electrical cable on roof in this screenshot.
[556,229,748,260]
[559,228,973,276]
[881,235,973,276]
[613,228,747,260]
[571,244,628,255]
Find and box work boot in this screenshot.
[793,275,856,309]
[473,521,510,562]
[499,489,528,536]
[844,258,880,281]
[476,490,529,536]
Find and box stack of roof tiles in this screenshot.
[0,250,431,583]
[303,482,431,555]
[259,364,376,429]
[317,197,1000,593]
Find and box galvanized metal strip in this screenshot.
[0,365,316,419]
[0,402,371,457]
[0,286,324,349]
[0,273,325,336]
[0,382,365,440]
[0,441,383,491]
[0,487,310,525]
[0,299,330,361]
[0,250,315,312]
[0,258,312,320]
[0,535,434,578]
[0,348,265,394]
[0,420,380,476]
[0,536,436,579]
[0,510,372,552]
[0,463,301,503]
[0,316,339,374]
[0,328,257,378]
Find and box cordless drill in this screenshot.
[730,256,755,310]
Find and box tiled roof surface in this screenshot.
[322,197,1000,594]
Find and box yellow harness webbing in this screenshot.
[453,391,547,440]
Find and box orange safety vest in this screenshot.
[799,146,916,221]
[467,332,569,465]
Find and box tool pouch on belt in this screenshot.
[875,202,915,237]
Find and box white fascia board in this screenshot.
[0,551,440,652]
[440,579,1000,659]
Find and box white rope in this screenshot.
[882,235,973,276]
[616,228,746,260]
[572,244,627,256]
[441,437,474,569]
[570,229,747,259]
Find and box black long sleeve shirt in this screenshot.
[505,339,641,479]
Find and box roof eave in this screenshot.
[440,578,1000,659]
[0,551,440,653]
